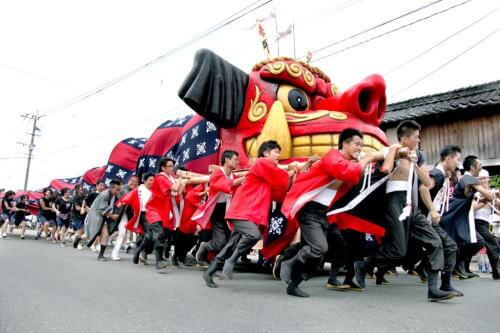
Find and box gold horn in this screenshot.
[250,101,292,159]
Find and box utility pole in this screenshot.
[19,112,43,191]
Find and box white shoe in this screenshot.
[77,244,83,250]
[111,256,121,261]
[91,245,98,252]
[2,233,6,238]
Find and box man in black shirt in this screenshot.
[54,188,73,247]
[1,190,15,238]
[71,185,86,249]
[13,195,29,239]
[355,120,456,302]
[419,145,463,296]
[35,188,57,241]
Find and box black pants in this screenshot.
[215,219,260,262]
[375,191,444,272]
[148,221,166,261]
[205,203,231,253]
[457,230,485,272]
[433,224,457,272]
[475,219,499,277]
[295,202,329,264]
[173,229,197,261]
[328,225,366,282]
[136,213,153,255]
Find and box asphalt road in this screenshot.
[1,232,499,333]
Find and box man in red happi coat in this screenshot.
[146,157,183,271]
[279,128,376,297]
[203,141,296,288]
[117,172,154,265]
[193,150,244,265]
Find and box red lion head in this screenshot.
[179,49,387,167]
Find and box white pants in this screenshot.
[112,214,128,258]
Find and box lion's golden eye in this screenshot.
[277,84,309,113]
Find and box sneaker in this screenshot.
[2,233,6,238]
[91,245,98,252]
[77,243,83,250]
[61,242,67,247]
[20,235,25,239]
[98,255,108,261]
[111,255,121,261]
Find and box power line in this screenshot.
[37,104,187,158]
[297,0,366,26]
[0,63,74,89]
[41,0,273,116]
[384,9,498,76]
[0,156,26,160]
[300,0,446,59]
[312,0,472,63]
[393,27,499,97]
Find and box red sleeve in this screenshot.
[117,189,135,206]
[252,159,289,189]
[157,175,173,194]
[185,184,205,205]
[321,151,362,184]
[209,169,233,194]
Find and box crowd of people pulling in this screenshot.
[1,120,499,301]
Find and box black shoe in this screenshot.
[453,270,468,280]
[326,279,350,290]
[156,260,168,270]
[286,282,309,297]
[35,233,41,240]
[73,236,81,249]
[170,254,180,267]
[428,271,456,302]
[139,252,149,265]
[125,244,132,254]
[280,256,299,285]
[222,250,240,280]
[203,261,220,288]
[375,270,390,285]
[272,255,284,280]
[182,254,197,267]
[440,285,464,297]
[414,264,428,283]
[354,260,368,289]
[132,247,141,265]
[440,271,464,297]
[454,262,469,280]
[346,281,364,291]
[97,255,107,261]
[195,242,208,263]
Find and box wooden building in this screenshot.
[382,80,500,174]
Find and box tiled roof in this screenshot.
[383,80,500,126]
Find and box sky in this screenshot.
[0,0,498,191]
